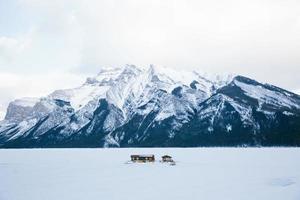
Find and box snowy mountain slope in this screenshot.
[218,76,300,113]
[169,76,300,146]
[0,65,300,148]
[5,97,40,122]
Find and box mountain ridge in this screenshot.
[1,65,300,148]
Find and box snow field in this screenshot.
[0,148,299,200]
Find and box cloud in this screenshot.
[0,0,299,117]
[0,0,83,74]
[0,36,31,63]
[0,110,5,121]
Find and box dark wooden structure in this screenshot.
[131,154,155,163]
[161,155,173,162]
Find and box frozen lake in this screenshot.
[0,148,300,200]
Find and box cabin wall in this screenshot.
[131,156,155,162]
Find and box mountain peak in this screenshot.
[1,65,300,148]
[10,97,39,108]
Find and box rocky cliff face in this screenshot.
[1,65,300,148]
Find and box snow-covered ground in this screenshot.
[0,148,299,200]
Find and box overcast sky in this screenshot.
[0,0,300,119]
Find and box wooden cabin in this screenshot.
[131,154,155,163]
[161,155,173,162]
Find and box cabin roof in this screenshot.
[131,154,155,157]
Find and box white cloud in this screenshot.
[0,36,31,63]
[0,0,299,116]
[0,107,6,120]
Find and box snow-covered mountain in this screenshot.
[1,65,300,148]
